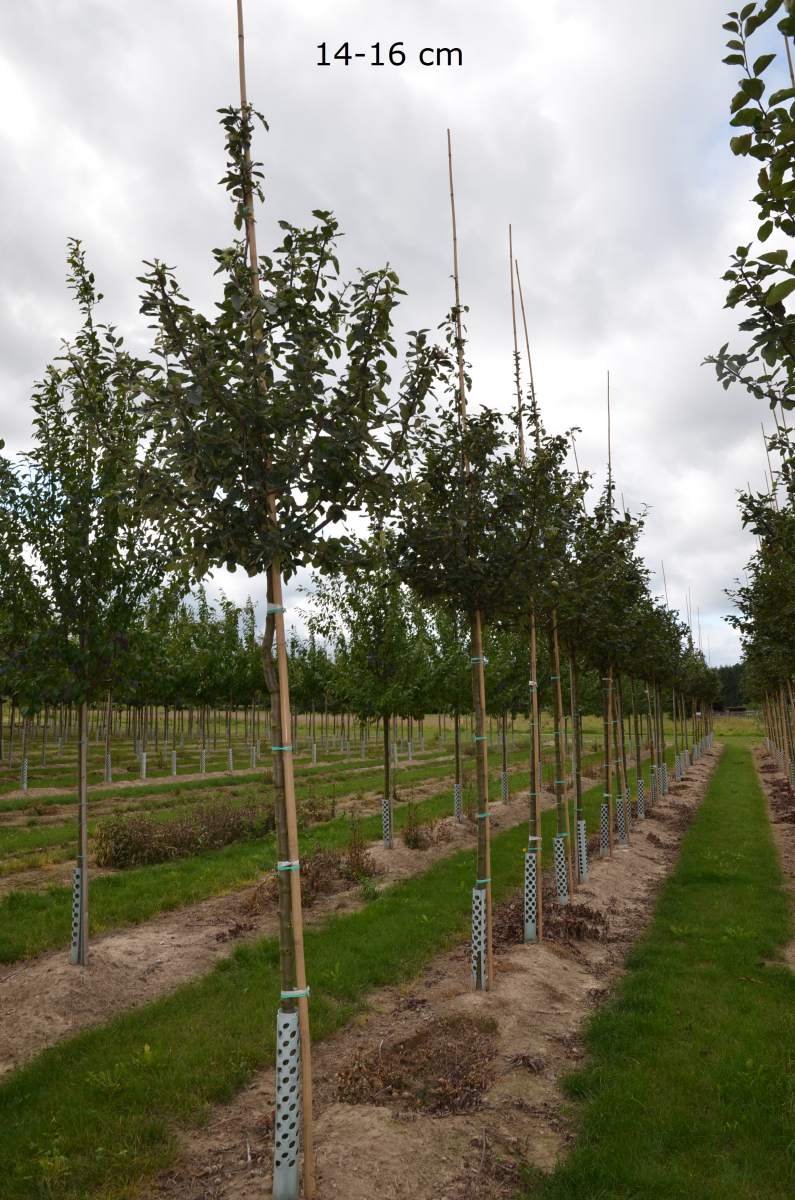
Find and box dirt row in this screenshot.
[0,778,569,1077]
[754,746,795,970]
[141,748,720,1200]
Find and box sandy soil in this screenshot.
[0,783,559,1078]
[754,746,795,969]
[142,748,719,1200]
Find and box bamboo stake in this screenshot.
[235,4,315,1194]
[511,238,544,934]
[530,610,543,938]
[603,670,615,852]
[447,129,492,988]
[551,611,575,889]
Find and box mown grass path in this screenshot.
[523,740,795,1200]
[0,752,667,1200]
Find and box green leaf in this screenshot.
[764,277,795,305]
[740,77,765,100]
[731,106,765,126]
[758,220,774,240]
[760,249,788,265]
[723,53,746,66]
[740,1,756,19]
[753,52,776,75]
[731,133,754,153]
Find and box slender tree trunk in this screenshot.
[529,609,543,937]
[470,608,493,989]
[603,669,615,853]
[550,611,574,889]
[383,711,393,847]
[570,656,583,826]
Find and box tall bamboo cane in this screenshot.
[447,130,493,989]
[235,4,315,1194]
[511,237,543,935]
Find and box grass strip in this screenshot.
[522,741,795,1200]
[0,754,662,1199]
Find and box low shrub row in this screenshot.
[95,799,276,868]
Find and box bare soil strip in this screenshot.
[754,745,795,969]
[0,784,557,1077]
[142,749,719,1200]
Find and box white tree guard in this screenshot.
[199,748,207,774]
[600,801,610,857]
[500,771,509,804]
[616,790,628,845]
[70,866,84,965]
[140,751,147,780]
[273,1007,301,1200]
[553,834,569,905]
[454,782,463,822]
[20,757,28,791]
[471,886,488,989]
[577,819,588,883]
[311,741,317,765]
[381,794,392,849]
[227,747,234,771]
[523,848,538,941]
[637,776,646,820]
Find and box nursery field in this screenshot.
[3,1,795,1198]
[1,728,792,1200]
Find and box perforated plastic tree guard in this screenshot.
[500,771,509,803]
[311,741,317,765]
[20,757,28,791]
[577,819,588,882]
[600,802,610,857]
[454,782,463,822]
[140,752,147,780]
[471,886,488,989]
[524,847,538,941]
[637,776,646,820]
[70,866,84,965]
[199,748,207,774]
[381,794,392,849]
[553,834,569,905]
[616,791,628,845]
[273,1007,301,1200]
[408,741,413,762]
[227,748,234,771]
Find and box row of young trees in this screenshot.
[711,2,795,780]
[0,5,719,1196]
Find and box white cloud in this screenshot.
[0,0,777,664]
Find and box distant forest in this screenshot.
[714,663,747,710]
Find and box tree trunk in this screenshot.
[470,608,493,989]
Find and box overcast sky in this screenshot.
[0,0,781,665]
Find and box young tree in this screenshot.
[1,243,171,965]
[136,34,441,1184]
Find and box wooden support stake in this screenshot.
[236,3,315,1194]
